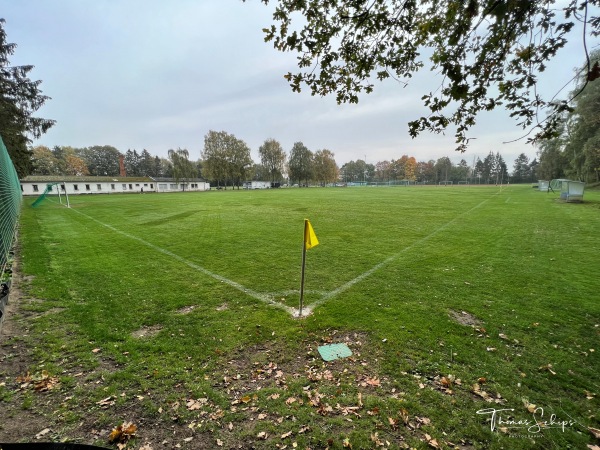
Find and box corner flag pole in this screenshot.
[299,219,319,317]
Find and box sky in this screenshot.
[1,0,595,169]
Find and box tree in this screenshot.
[374,160,391,182]
[226,138,253,189]
[168,148,197,190]
[0,18,55,176]
[31,145,60,175]
[124,149,141,176]
[563,49,600,182]
[287,142,313,185]
[435,157,452,183]
[313,149,339,186]
[416,160,435,183]
[252,1,599,152]
[139,149,155,177]
[80,145,121,176]
[258,138,286,183]
[202,130,253,189]
[512,153,531,183]
[64,154,89,176]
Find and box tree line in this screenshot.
[30,131,541,187]
[342,152,538,185]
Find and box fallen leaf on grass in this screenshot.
[589,427,600,439]
[35,428,51,440]
[216,439,223,446]
[399,408,409,425]
[366,377,381,387]
[108,422,137,444]
[587,445,600,450]
[187,398,208,410]
[281,431,293,439]
[343,437,352,448]
[285,397,297,405]
[424,433,441,449]
[257,431,268,440]
[17,371,60,392]
[96,396,116,408]
[539,364,557,375]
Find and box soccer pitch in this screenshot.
[6,184,600,448]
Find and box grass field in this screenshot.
[1,185,599,449]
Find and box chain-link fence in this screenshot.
[0,134,21,281]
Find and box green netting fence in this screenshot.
[0,134,22,278]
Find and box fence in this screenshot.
[0,135,22,280]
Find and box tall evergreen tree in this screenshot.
[0,18,55,177]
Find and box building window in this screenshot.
[48,185,53,191]
[33,184,39,192]
[111,184,115,190]
[136,183,140,187]
[170,184,177,189]
[20,185,23,192]
[144,183,148,187]
[97,184,102,190]
[74,184,79,191]
[129,184,133,190]
[122,184,127,190]
[85,184,91,191]
[150,184,153,189]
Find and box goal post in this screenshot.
[31,182,70,208]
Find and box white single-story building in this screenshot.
[20,176,211,196]
[20,176,157,196]
[243,181,272,190]
[153,178,210,193]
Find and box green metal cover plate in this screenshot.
[317,343,352,361]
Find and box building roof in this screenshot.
[153,177,207,182]
[20,176,154,183]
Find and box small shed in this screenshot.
[560,180,585,202]
[243,181,271,190]
[538,180,549,192]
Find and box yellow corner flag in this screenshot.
[304,219,319,250]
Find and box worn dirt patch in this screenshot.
[216,302,228,311]
[131,324,163,339]
[175,305,196,314]
[449,309,483,327]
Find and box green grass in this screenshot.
[4,185,600,449]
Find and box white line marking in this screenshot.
[302,195,495,315]
[67,193,494,318]
[69,208,296,316]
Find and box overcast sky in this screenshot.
[1,0,594,168]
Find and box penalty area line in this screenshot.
[69,208,296,316]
